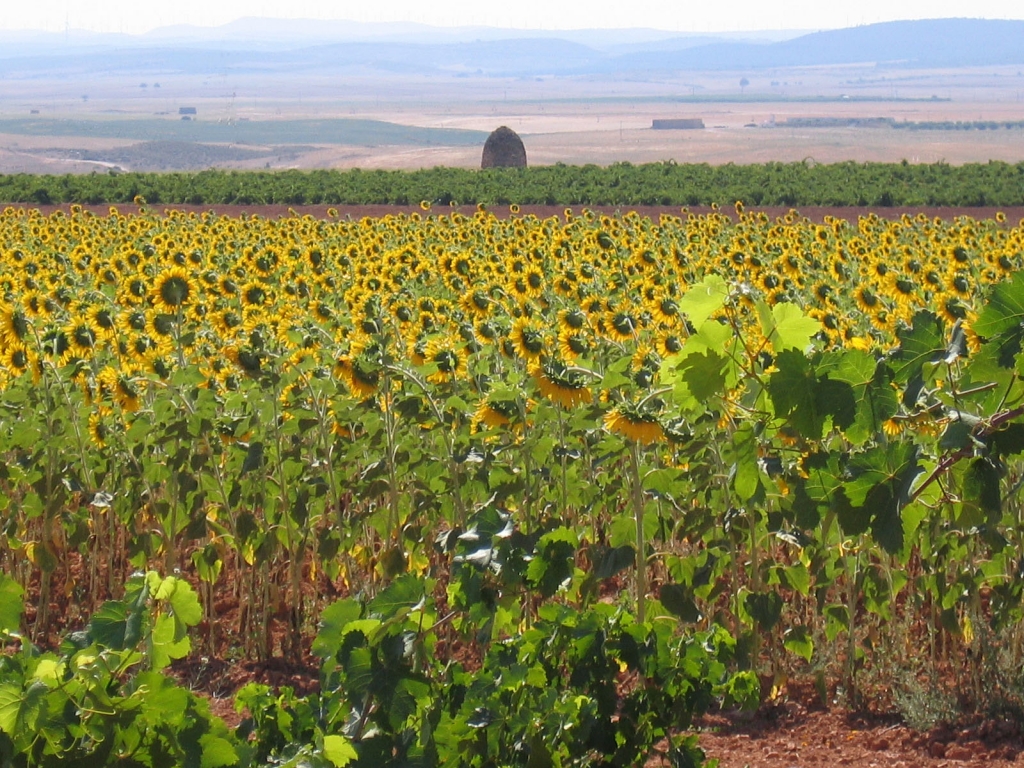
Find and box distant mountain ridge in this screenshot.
[0,18,1022,76]
[608,18,1024,71]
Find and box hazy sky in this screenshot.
[3,0,1022,34]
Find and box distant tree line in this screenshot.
[783,118,1024,131]
[893,120,1024,131]
[0,161,1022,207]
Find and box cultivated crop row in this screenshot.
[2,159,1024,206]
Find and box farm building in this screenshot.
[652,118,705,130]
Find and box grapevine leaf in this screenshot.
[835,489,870,537]
[526,733,555,768]
[199,734,239,768]
[240,441,265,475]
[134,672,189,720]
[643,468,684,496]
[962,457,1002,526]
[827,350,896,444]
[313,599,362,659]
[744,591,783,631]
[765,302,822,352]
[782,563,811,596]
[893,311,945,384]
[591,545,636,580]
[89,600,132,650]
[30,658,62,686]
[367,574,425,619]
[783,626,814,662]
[0,684,22,736]
[726,422,760,502]
[816,378,857,432]
[167,579,203,627]
[0,575,24,635]
[789,482,822,529]
[843,443,921,553]
[0,681,45,737]
[528,528,577,597]
[940,420,973,451]
[344,646,374,698]
[975,271,1024,337]
[659,584,701,623]
[769,350,819,438]
[680,350,728,401]
[770,352,854,439]
[147,571,175,601]
[322,734,357,768]
[987,423,1024,457]
[677,274,728,328]
[151,613,191,671]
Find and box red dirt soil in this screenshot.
[695,693,1023,768]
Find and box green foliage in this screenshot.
[255,512,756,768]
[0,572,243,768]
[2,160,1024,206]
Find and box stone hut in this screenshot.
[481,126,527,168]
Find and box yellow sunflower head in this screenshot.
[152,266,196,314]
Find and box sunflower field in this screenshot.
[2,201,1024,765]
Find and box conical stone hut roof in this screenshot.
[481,126,527,168]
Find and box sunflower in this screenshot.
[510,317,546,361]
[65,319,98,359]
[1,343,38,380]
[219,277,238,296]
[0,306,30,347]
[240,281,271,308]
[152,266,195,314]
[521,265,544,298]
[474,320,503,347]
[854,286,881,314]
[532,359,593,409]
[334,344,381,399]
[558,329,591,359]
[20,290,48,319]
[937,294,969,325]
[604,402,664,445]
[87,305,118,341]
[656,332,684,358]
[422,336,468,384]
[118,276,149,306]
[605,309,639,342]
[459,289,492,319]
[212,308,244,337]
[98,366,143,413]
[221,344,263,378]
[557,308,588,333]
[651,295,680,325]
[887,274,917,307]
[88,407,113,448]
[949,273,972,298]
[471,393,523,433]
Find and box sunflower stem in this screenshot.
[629,440,647,625]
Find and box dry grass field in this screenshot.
[1,62,1023,172]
